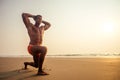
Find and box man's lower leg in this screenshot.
[37,54,48,75]
[24,62,37,69]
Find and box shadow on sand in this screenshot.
[0,68,39,80]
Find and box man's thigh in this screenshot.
[31,46,47,54]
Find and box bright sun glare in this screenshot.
[102,22,115,35]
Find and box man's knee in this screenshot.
[41,46,47,54]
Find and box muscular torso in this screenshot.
[27,24,44,45]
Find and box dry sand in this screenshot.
[0,57,120,80]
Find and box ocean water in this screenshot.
[0,54,120,58]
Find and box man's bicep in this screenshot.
[22,14,31,27]
[42,20,51,30]
[44,24,51,30]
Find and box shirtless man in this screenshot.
[22,13,51,75]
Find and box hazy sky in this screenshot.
[0,0,120,56]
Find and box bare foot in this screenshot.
[24,62,28,69]
[37,71,49,75]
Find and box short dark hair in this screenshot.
[34,15,42,20]
[36,15,42,17]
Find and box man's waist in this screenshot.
[29,44,42,46]
[29,42,42,46]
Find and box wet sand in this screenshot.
[0,57,120,80]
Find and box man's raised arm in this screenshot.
[42,20,51,30]
[22,13,35,28]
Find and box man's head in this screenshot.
[34,15,42,27]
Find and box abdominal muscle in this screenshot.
[28,27,44,46]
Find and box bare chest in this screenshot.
[29,26,44,35]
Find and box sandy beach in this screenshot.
[0,57,120,80]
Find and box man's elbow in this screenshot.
[22,13,27,18]
[49,23,51,28]
[48,23,51,27]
